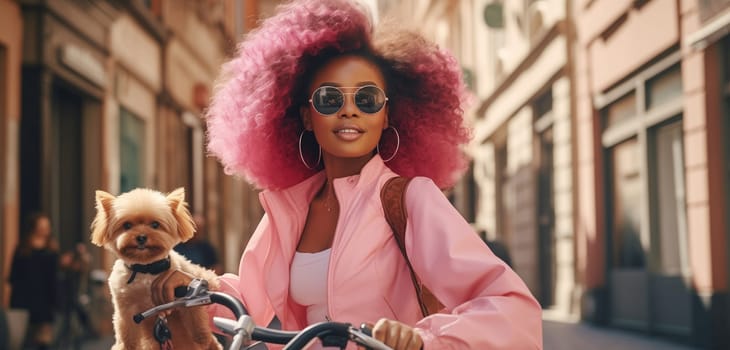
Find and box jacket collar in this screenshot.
[261,154,389,206]
[255,155,391,327]
[331,154,388,190]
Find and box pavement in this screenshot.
[543,311,699,350]
[78,315,701,350]
[80,335,114,350]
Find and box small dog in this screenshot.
[91,187,222,350]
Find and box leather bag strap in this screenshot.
[381,176,443,317]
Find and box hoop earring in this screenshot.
[377,126,400,163]
[299,130,321,170]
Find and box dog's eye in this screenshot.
[150,221,160,229]
[122,222,132,230]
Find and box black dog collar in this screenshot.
[126,256,171,284]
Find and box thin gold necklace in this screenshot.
[323,183,335,212]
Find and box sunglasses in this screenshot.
[308,85,388,115]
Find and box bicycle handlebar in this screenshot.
[133,278,393,350]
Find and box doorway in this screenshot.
[600,59,692,336]
[51,85,85,252]
[537,127,555,307]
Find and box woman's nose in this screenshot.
[339,94,358,117]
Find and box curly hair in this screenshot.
[206,0,471,190]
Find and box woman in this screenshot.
[152,0,542,348]
[9,213,60,350]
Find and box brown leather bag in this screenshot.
[381,176,444,317]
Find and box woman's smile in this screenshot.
[302,54,388,160]
[333,125,365,141]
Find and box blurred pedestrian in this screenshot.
[57,241,96,346]
[8,212,60,350]
[174,214,222,274]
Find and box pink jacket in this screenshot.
[210,156,543,349]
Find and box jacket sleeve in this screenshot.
[406,177,543,349]
[207,214,276,329]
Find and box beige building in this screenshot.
[0,0,268,338]
[3,0,726,347]
[381,0,577,318]
[470,0,575,318]
[384,0,730,347]
[10,0,117,298]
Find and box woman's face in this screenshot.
[301,54,388,163]
[30,217,51,249]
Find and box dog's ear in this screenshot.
[167,187,196,242]
[90,190,115,246]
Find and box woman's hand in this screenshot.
[150,269,195,306]
[371,318,423,350]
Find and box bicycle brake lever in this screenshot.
[185,278,209,297]
[349,328,392,350]
[133,299,188,323]
[132,284,213,324]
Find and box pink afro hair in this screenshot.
[206,0,471,190]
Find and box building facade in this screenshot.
[0,0,24,307]
[384,0,730,348]
[469,0,576,317]
[16,0,117,290]
[575,0,729,347]
[0,0,270,337]
[381,0,577,318]
[3,0,727,348]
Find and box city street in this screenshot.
[543,311,698,350]
[2,0,729,349]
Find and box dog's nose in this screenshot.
[136,235,147,245]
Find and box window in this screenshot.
[604,92,636,129]
[599,53,686,273]
[120,108,145,193]
[650,120,687,274]
[608,138,644,268]
[646,65,682,110]
[181,112,204,214]
[599,52,690,333]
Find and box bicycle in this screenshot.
[133,278,393,350]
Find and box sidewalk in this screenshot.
[543,311,699,350]
[80,335,114,350]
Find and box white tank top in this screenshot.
[290,248,331,326]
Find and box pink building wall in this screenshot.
[680,0,729,296]
[575,0,730,346]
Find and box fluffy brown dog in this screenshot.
[91,187,222,350]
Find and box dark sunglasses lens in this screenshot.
[312,87,343,115]
[355,86,386,113]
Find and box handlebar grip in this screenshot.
[282,322,351,350]
[251,327,299,345]
[209,292,248,319]
[174,286,188,298]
